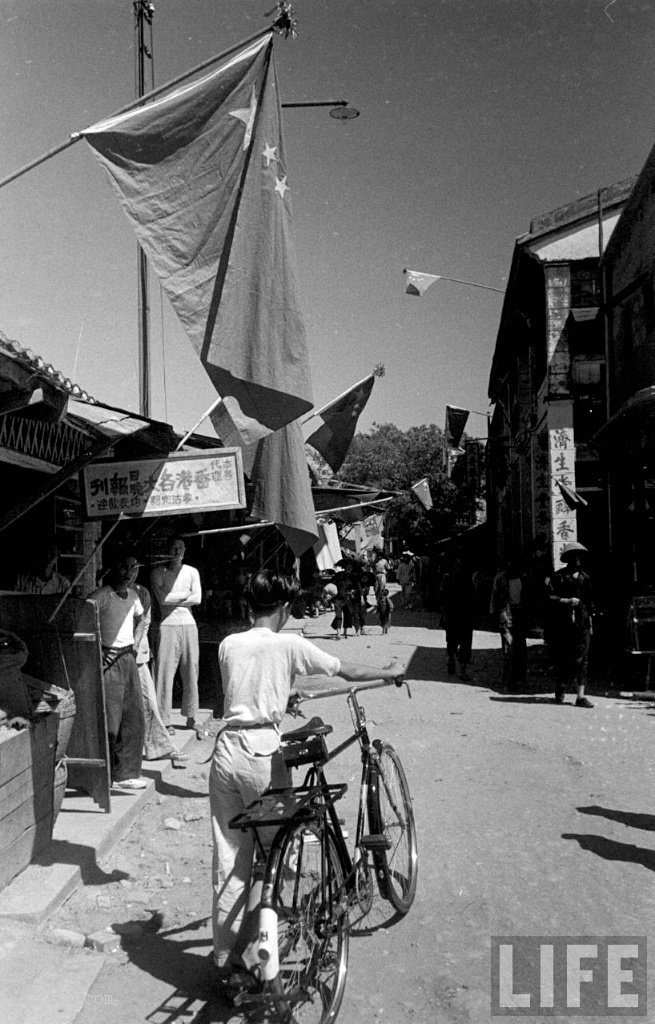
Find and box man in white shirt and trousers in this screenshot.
[151,535,202,736]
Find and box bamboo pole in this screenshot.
[435,276,505,295]
[174,397,223,451]
[0,26,274,194]
[301,372,377,425]
[186,496,394,537]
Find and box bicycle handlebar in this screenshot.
[292,676,412,703]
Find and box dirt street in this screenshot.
[9,608,655,1024]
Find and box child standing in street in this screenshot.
[377,587,394,634]
[209,570,405,1003]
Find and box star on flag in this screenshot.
[262,142,278,166]
[274,174,289,198]
[229,84,258,149]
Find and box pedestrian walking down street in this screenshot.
[377,586,394,634]
[209,570,405,1004]
[545,542,594,708]
[439,553,476,681]
[397,552,416,608]
[151,535,202,736]
[88,554,147,791]
[490,557,531,692]
[373,551,390,598]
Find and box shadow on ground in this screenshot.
[561,833,655,871]
[32,840,129,886]
[577,805,655,832]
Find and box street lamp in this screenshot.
[282,100,360,119]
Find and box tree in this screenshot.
[337,422,481,553]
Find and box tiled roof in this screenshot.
[0,330,97,404]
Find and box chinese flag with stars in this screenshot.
[82,34,313,458]
[305,375,376,473]
[82,34,318,553]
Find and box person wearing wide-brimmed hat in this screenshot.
[545,542,594,708]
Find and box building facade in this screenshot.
[599,142,655,598]
[486,179,635,593]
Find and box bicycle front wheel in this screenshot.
[369,740,418,914]
[263,820,349,1024]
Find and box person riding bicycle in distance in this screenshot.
[210,569,405,1002]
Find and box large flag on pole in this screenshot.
[404,268,441,297]
[445,405,470,449]
[82,34,313,463]
[304,374,375,473]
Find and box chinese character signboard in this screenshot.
[82,448,245,518]
[549,421,577,566]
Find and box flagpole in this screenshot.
[135,0,154,418]
[174,397,223,451]
[432,275,505,295]
[185,496,395,536]
[0,24,276,194]
[301,371,376,424]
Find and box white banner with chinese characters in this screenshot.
[82,448,245,518]
[548,413,577,566]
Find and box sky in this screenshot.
[1,0,654,442]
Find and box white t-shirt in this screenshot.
[90,586,144,649]
[150,563,201,626]
[218,628,341,754]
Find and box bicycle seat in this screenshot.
[281,716,333,742]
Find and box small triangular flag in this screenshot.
[411,477,433,510]
[404,268,441,297]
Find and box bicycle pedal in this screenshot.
[232,990,268,1008]
[359,833,392,851]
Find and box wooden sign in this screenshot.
[82,447,245,518]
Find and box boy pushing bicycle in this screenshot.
[209,569,405,1004]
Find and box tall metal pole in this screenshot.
[135,0,154,417]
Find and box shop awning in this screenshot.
[593,386,655,452]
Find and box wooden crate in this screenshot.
[0,715,57,892]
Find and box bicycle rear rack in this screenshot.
[229,783,348,831]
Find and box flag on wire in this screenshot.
[404,268,441,297]
[445,405,470,449]
[250,419,317,556]
[411,477,433,510]
[304,374,375,473]
[82,34,313,462]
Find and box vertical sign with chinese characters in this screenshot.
[548,414,577,567]
[82,448,245,518]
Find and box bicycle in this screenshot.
[228,676,417,1023]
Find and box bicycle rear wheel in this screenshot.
[368,740,418,914]
[263,820,349,1024]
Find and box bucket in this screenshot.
[55,689,76,760]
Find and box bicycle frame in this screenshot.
[294,683,386,896]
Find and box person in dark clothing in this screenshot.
[490,557,532,692]
[440,554,477,681]
[545,542,594,708]
[377,587,394,634]
[89,554,147,790]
